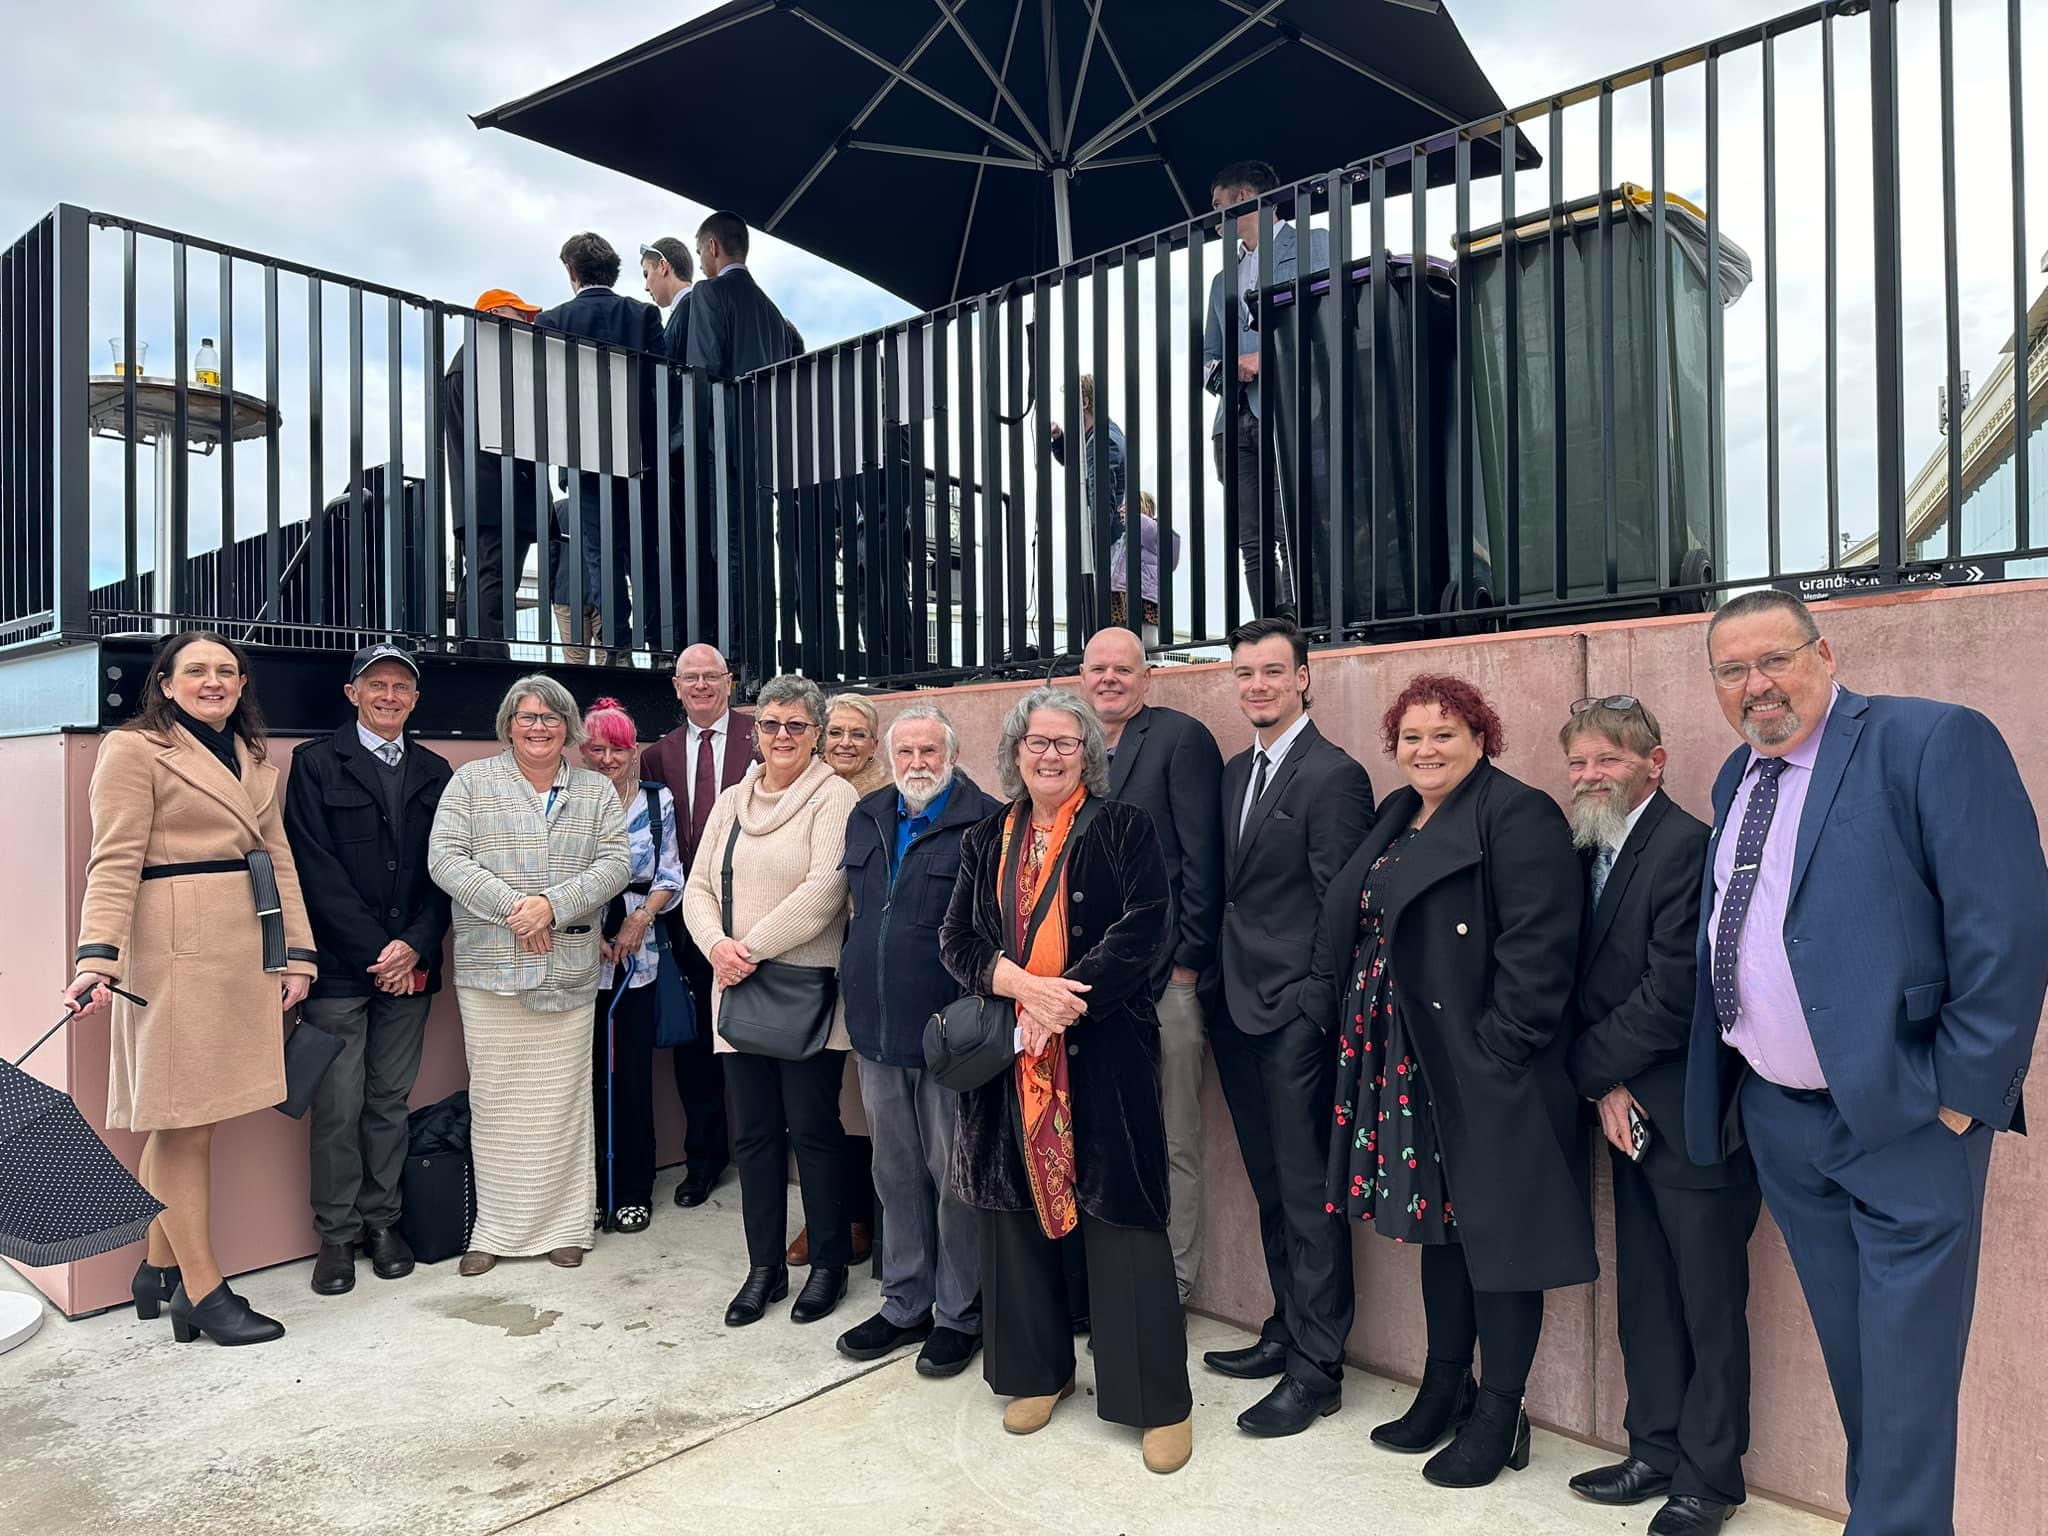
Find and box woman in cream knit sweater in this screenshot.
[683,674,859,1329]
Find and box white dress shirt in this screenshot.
[1239,711,1313,831]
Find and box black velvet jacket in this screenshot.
[938,795,1174,1229]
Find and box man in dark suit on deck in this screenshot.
[1205,616,1376,1438]
[687,211,793,385]
[1685,589,2048,1536]
[1561,697,1761,1536]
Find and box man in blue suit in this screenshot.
[1684,589,2048,1536]
[1202,159,1327,619]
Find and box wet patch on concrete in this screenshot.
[439,1297,562,1337]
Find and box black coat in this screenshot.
[1220,720,1377,1035]
[686,267,793,382]
[535,287,666,474]
[1305,758,1596,1292]
[1568,789,1752,1190]
[841,772,1004,1069]
[283,724,454,999]
[661,289,691,362]
[939,796,1174,1229]
[1105,705,1225,997]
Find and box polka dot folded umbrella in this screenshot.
[0,1004,165,1267]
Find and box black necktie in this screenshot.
[1247,750,1270,827]
[1712,756,1787,1034]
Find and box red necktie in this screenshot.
[690,725,716,852]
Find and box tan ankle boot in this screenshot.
[1002,1377,1076,1435]
[1142,1414,1194,1474]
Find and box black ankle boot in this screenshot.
[1422,1386,1530,1488]
[1371,1358,1478,1451]
[791,1264,849,1324]
[167,1282,286,1346]
[724,1264,790,1327]
[131,1261,180,1321]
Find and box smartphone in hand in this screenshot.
[1627,1102,1652,1163]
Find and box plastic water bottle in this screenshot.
[195,338,220,388]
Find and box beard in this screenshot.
[897,767,951,811]
[1740,690,1802,747]
[1569,781,1636,851]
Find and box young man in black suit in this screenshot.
[686,211,794,384]
[1079,626,1225,1301]
[1208,617,1376,1436]
[1562,697,1761,1536]
[640,237,693,363]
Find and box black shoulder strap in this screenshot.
[997,797,1105,964]
[720,816,744,935]
[643,783,665,848]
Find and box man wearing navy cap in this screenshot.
[283,644,453,1296]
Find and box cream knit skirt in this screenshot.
[458,988,596,1258]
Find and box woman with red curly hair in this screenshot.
[1302,673,1591,1490]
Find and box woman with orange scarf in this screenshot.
[938,687,1192,1474]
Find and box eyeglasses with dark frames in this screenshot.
[1021,734,1084,758]
[1708,637,1820,690]
[756,719,817,738]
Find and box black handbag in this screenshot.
[398,1092,474,1265]
[274,1013,345,1119]
[712,817,837,1060]
[924,799,1100,1093]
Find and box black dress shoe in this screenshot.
[916,1326,982,1378]
[837,1309,934,1361]
[1237,1375,1342,1437]
[1569,1456,1675,1505]
[131,1261,180,1321]
[1422,1387,1530,1488]
[168,1282,286,1346]
[363,1226,415,1281]
[791,1264,849,1324]
[1203,1336,1290,1380]
[673,1165,725,1208]
[724,1264,789,1327]
[1647,1496,1736,1535]
[1372,1358,1478,1451]
[310,1241,356,1296]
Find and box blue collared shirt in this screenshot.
[892,780,954,876]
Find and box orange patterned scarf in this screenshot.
[1003,787,1085,1241]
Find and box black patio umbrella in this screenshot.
[1,1002,165,1268]
[476,0,1537,311]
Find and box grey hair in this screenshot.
[994,687,1109,802]
[754,673,829,728]
[495,674,587,748]
[885,702,959,762]
[823,692,880,736]
[1705,589,1819,651]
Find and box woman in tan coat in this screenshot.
[64,631,318,1347]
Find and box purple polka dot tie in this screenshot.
[1713,756,1786,1035]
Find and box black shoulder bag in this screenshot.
[923,799,1101,1093]
[713,815,838,1060]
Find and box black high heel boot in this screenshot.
[166,1281,286,1346]
[1370,1358,1479,1451]
[131,1261,180,1321]
[1422,1386,1531,1488]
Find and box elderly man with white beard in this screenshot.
[1560,698,1761,1536]
[833,705,1004,1378]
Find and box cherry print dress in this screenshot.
[1322,827,1457,1243]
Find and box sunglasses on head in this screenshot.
[1570,694,1641,716]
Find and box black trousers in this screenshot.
[592,981,659,1212]
[1610,1147,1762,1505]
[1419,1243,1544,1398]
[453,520,540,656]
[726,1047,851,1269]
[980,1208,1192,1429]
[1210,1013,1354,1388]
[671,939,729,1180]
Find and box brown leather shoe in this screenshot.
[458,1251,497,1277]
[1003,1377,1075,1435]
[1142,1415,1194,1474]
[547,1247,584,1269]
[786,1227,811,1267]
[850,1222,873,1265]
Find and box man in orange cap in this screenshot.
[444,289,550,656]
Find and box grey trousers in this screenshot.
[857,1056,981,1335]
[305,991,431,1243]
[1157,978,1208,1300]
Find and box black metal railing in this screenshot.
[0,0,2041,690]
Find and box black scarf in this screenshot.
[174,705,242,779]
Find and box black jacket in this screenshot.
[535,288,666,474]
[441,350,547,541]
[1105,704,1225,997]
[841,772,1003,1068]
[686,267,793,382]
[1219,719,1376,1035]
[283,724,454,999]
[1569,789,1751,1189]
[1305,759,1597,1292]
[939,797,1174,1229]
[661,289,691,362]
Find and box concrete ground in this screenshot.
[2,1169,1840,1536]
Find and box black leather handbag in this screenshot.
[275,1013,345,1119]
[712,818,837,1060]
[924,799,1099,1093]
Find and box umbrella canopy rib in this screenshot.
[951,0,1035,302]
[1073,0,1288,164]
[1078,36,1290,166]
[1215,0,1472,129]
[1086,4,1201,218]
[933,0,1057,162]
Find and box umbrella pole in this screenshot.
[1052,171,1073,266]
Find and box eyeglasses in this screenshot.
[757,719,817,738]
[1708,637,1820,690]
[825,726,873,742]
[1570,694,1641,715]
[1021,734,1084,758]
[676,671,729,687]
[513,711,565,729]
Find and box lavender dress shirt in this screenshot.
[1708,687,1839,1089]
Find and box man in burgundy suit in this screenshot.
[641,642,757,1205]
